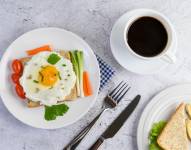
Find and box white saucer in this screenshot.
[110,9,177,75]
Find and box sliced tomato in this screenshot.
[11,73,20,84]
[15,84,25,99]
[12,59,23,74]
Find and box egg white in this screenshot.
[20,52,76,106]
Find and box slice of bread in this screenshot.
[157,103,188,150]
[186,119,191,140]
[19,51,77,108]
[186,104,191,118]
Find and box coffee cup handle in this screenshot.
[161,51,176,64]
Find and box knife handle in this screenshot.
[89,137,105,150]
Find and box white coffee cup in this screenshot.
[123,9,176,63]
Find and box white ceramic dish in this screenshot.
[0,27,100,129]
[137,84,191,150]
[110,9,177,75]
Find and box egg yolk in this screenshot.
[39,66,58,86]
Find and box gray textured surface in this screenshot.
[1,0,191,150]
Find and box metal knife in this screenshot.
[89,95,140,150]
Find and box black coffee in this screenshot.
[127,17,168,57]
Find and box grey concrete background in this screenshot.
[1,0,191,150]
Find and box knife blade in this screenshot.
[89,95,140,150]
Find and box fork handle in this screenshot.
[63,109,105,150]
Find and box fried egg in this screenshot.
[20,52,76,106]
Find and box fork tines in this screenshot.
[109,81,130,103]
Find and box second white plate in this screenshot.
[137,84,191,150]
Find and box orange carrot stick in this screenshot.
[83,73,88,96]
[26,45,52,56]
[83,71,93,96]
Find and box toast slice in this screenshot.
[186,119,191,140]
[186,104,191,118]
[19,51,77,108]
[157,103,188,150]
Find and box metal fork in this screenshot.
[64,81,130,150]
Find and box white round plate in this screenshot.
[137,84,191,150]
[0,27,100,129]
[110,9,177,75]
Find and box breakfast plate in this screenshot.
[137,84,191,150]
[0,27,100,129]
[110,9,177,75]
